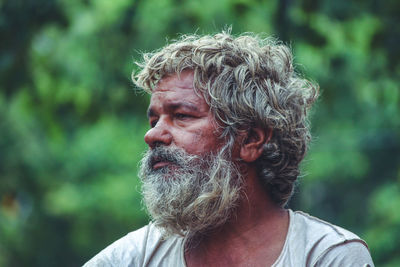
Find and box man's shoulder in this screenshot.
[291,210,364,243]
[83,223,184,267]
[280,210,373,266]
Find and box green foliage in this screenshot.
[1,0,399,266]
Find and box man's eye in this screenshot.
[150,120,158,128]
[175,113,191,119]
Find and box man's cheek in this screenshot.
[191,130,211,152]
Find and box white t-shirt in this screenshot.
[84,210,374,266]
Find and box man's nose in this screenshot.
[144,120,173,148]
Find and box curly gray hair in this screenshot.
[133,31,318,207]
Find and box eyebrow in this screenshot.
[147,102,201,118]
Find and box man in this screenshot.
[85,32,374,266]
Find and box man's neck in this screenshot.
[185,167,290,267]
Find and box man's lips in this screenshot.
[151,155,177,170]
[152,161,172,169]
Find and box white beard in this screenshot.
[139,145,242,240]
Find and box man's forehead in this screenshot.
[147,101,202,118]
[154,70,195,91]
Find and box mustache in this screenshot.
[143,146,201,173]
[148,146,181,168]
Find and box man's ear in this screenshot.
[240,128,272,163]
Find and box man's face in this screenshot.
[140,70,242,238]
[145,69,221,164]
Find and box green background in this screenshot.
[1,0,399,266]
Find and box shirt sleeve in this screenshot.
[83,254,113,267]
[82,236,140,267]
[313,240,374,267]
[82,227,149,267]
